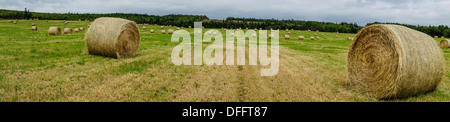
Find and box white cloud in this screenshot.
[1,0,449,26]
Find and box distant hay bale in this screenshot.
[13,21,17,24]
[321,34,324,36]
[307,29,311,32]
[434,36,438,38]
[65,21,68,25]
[316,36,320,40]
[441,36,445,38]
[287,32,291,34]
[348,24,444,99]
[310,36,315,40]
[143,26,147,30]
[45,20,48,22]
[64,28,73,34]
[336,35,339,38]
[316,30,319,32]
[74,28,80,32]
[48,27,61,35]
[85,17,140,58]
[79,27,84,31]
[160,26,164,29]
[346,37,354,41]
[176,28,180,30]
[284,35,290,39]
[31,26,38,31]
[9,20,13,23]
[150,29,155,33]
[189,26,191,28]
[32,23,36,26]
[298,36,304,40]
[168,29,174,34]
[440,39,449,48]
[161,30,166,34]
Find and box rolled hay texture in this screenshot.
[143,26,147,30]
[284,35,290,39]
[160,26,164,29]
[336,35,339,38]
[9,20,13,23]
[31,26,38,31]
[348,24,444,99]
[310,36,315,40]
[85,17,140,58]
[168,29,174,34]
[32,23,36,26]
[150,29,155,33]
[316,36,320,40]
[79,27,84,31]
[440,39,449,48]
[64,28,73,34]
[161,30,166,34]
[298,36,305,40]
[65,21,69,25]
[441,36,445,39]
[48,27,61,35]
[74,28,80,32]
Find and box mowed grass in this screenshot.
[0,20,448,102]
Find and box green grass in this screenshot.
[0,20,448,102]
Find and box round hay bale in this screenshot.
[316,30,319,32]
[150,29,155,33]
[48,27,61,35]
[434,36,438,38]
[143,26,147,30]
[307,29,311,32]
[314,33,317,36]
[176,27,180,30]
[31,26,38,31]
[321,34,324,36]
[441,36,445,39]
[45,20,48,22]
[316,36,320,40]
[161,30,166,34]
[440,39,449,48]
[9,20,13,23]
[287,32,291,34]
[64,28,73,34]
[79,27,84,31]
[74,28,80,32]
[85,17,140,58]
[348,24,444,99]
[189,26,191,28]
[310,36,315,40]
[298,36,304,40]
[284,35,290,39]
[168,29,174,34]
[13,21,17,24]
[32,23,36,26]
[336,35,339,38]
[65,21,68,25]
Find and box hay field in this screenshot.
[0,20,448,102]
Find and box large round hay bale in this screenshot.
[298,36,304,40]
[348,24,444,99]
[150,29,155,33]
[284,35,290,39]
[168,29,174,34]
[85,17,140,58]
[48,27,61,35]
[64,28,73,34]
[31,26,38,31]
[440,39,449,48]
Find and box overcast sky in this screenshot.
[1,0,449,26]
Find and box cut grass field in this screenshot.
[0,20,448,102]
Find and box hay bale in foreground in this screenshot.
[48,27,61,35]
[85,17,140,58]
[31,26,38,31]
[64,28,73,34]
[348,24,444,99]
[440,39,449,48]
[298,36,304,40]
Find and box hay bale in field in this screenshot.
[31,26,38,31]
[314,33,317,36]
[85,17,140,58]
[13,21,17,24]
[161,30,166,34]
[288,32,291,34]
[189,26,191,28]
[321,34,324,36]
[310,36,315,40]
[32,23,36,26]
[160,26,164,29]
[346,37,354,41]
[284,35,290,39]
[9,20,13,23]
[441,36,445,38]
[64,28,73,34]
[348,24,444,99]
[168,29,174,34]
[434,36,438,38]
[440,39,449,48]
[45,20,48,22]
[74,28,80,32]
[336,35,339,38]
[307,29,311,32]
[150,29,155,33]
[176,27,180,30]
[316,30,319,32]
[143,26,147,30]
[79,27,84,31]
[48,27,61,35]
[316,36,320,40]
[298,36,304,40]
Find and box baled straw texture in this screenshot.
[298,36,304,40]
[150,29,155,33]
[79,27,84,31]
[74,28,80,32]
[284,35,290,39]
[168,29,174,34]
[440,39,449,48]
[161,30,166,34]
[31,26,38,31]
[64,28,73,34]
[85,17,140,58]
[48,27,61,35]
[348,24,444,99]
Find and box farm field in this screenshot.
[0,20,449,102]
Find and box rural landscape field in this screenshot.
[0,19,448,102]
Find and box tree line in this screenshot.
[1,9,449,37]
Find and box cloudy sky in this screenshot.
[1,0,449,26]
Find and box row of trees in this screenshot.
[1,9,449,36]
